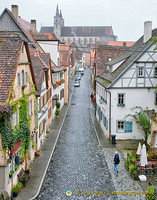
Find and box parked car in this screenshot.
[74,80,80,87]
[75,76,80,81]
[77,75,81,80]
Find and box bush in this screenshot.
[146,185,156,200]
[129,164,137,174]
[55,108,60,116]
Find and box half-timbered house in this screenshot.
[95,22,157,144]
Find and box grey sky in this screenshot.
[1,0,157,41]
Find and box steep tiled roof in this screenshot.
[40,26,115,37]
[32,33,59,41]
[95,45,128,76]
[97,28,157,88]
[0,33,22,103]
[30,49,49,95]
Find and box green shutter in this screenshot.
[104,116,106,127]
[106,119,108,130]
[125,121,132,132]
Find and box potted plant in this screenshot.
[15,164,19,171]
[13,185,19,197]
[32,142,36,149]
[17,182,23,192]
[56,102,60,109]
[55,108,60,119]
[35,150,40,156]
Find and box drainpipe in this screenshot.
[106,89,111,140]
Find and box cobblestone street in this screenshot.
[36,69,145,200]
[36,70,117,200]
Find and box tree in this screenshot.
[127,106,151,149]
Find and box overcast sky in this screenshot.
[1,0,157,41]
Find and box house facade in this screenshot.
[0,33,37,195]
[95,22,157,144]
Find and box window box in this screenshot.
[117,103,125,107]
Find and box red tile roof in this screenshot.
[0,33,23,103]
[32,33,59,41]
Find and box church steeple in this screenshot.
[56,4,59,17]
[60,9,63,19]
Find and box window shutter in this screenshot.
[106,119,108,130]
[100,111,102,120]
[125,121,132,132]
[104,116,106,127]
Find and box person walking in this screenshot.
[114,151,120,175]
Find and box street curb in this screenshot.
[30,86,74,200]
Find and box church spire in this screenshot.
[56,4,59,17]
[60,9,63,19]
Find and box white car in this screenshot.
[74,80,80,87]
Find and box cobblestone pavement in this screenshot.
[103,148,146,200]
[36,70,117,200]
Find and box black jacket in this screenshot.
[114,154,120,164]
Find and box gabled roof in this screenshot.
[0,8,31,42]
[106,51,132,66]
[0,33,22,103]
[30,49,49,95]
[96,28,157,88]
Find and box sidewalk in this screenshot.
[15,82,74,200]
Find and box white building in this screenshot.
[95,21,157,145]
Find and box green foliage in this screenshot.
[17,182,23,189]
[126,106,151,147]
[56,102,60,109]
[15,164,19,171]
[0,92,30,153]
[146,185,156,200]
[151,36,157,50]
[55,108,60,116]
[13,185,19,193]
[129,164,137,174]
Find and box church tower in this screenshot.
[54,5,64,39]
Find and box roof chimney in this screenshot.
[11,5,18,20]
[30,20,36,33]
[143,21,152,43]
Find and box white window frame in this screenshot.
[28,99,33,116]
[117,120,125,133]
[137,66,144,77]
[118,93,125,105]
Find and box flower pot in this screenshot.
[56,115,59,119]
[13,192,18,197]
[35,151,40,156]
